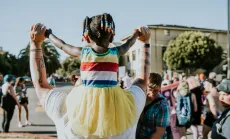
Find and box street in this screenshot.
[0,82,199,139]
[0,82,72,137]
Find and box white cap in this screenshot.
[209,72,216,79]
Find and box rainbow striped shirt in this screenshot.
[80,47,119,88]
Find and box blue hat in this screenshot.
[216,79,230,94]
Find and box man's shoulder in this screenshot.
[158,94,169,105]
[150,94,169,110]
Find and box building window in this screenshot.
[164,29,170,36]
[132,51,136,61]
[138,49,141,57]
[162,46,168,70]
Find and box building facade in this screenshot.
[121,24,227,76]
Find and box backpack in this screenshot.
[176,93,192,126]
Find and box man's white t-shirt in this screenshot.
[45,85,146,139]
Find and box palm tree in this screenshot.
[18,41,61,76]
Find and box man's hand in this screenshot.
[138,26,151,44]
[133,29,141,37]
[30,23,46,45]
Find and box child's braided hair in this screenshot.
[82,13,115,46]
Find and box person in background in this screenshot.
[187,76,202,139]
[169,87,180,139]
[176,81,197,139]
[162,74,170,86]
[118,76,124,89]
[173,77,179,83]
[1,75,20,132]
[182,75,187,82]
[199,74,206,92]
[14,77,32,127]
[208,72,217,86]
[202,79,219,139]
[136,72,170,139]
[48,74,56,87]
[211,79,230,139]
[122,72,132,89]
[194,74,200,82]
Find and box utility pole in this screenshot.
[228,0,230,79]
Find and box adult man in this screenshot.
[29,22,150,139]
[202,79,221,139]
[211,79,230,139]
[208,72,217,86]
[136,72,170,139]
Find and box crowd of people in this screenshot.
[0,12,230,139]
[157,72,230,139]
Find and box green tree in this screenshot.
[56,68,67,77]
[0,52,18,75]
[61,56,81,75]
[18,41,61,75]
[163,31,223,72]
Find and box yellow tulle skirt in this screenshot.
[66,85,137,138]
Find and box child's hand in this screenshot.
[138,26,151,44]
[30,23,46,44]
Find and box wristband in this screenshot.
[45,29,52,38]
[30,48,42,52]
[144,43,150,48]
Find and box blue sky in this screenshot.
[0,0,227,60]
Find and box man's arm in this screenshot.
[46,29,82,57]
[192,93,198,112]
[132,27,151,94]
[116,29,140,56]
[30,23,53,107]
[207,95,217,118]
[150,126,166,139]
[9,85,20,107]
[150,101,170,139]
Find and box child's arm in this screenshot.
[45,29,82,57]
[116,29,140,56]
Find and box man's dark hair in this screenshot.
[149,72,162,89]
[83,13,115,47]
